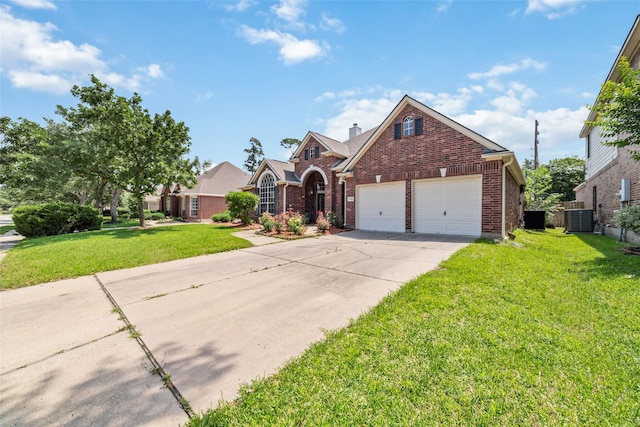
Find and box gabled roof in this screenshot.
[180,161,251,196]
[580,14,640,138]
[248,158,300,185]
[338,95,509,173]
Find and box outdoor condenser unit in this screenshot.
[564,209,593,233]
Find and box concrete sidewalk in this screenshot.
[0,230,471,426]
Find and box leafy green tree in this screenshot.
[280,137,302,156]
[0,117,76,205]
[547,157,585,201]
[586,56,640,160]
[225,191,258,225]
[244,137,264,174]
[524,165,562,223]
[60,75,197,227]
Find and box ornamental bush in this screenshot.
[212,211,232,222]
[225,191,258,225]
[613,204,640,235]
[316,211,330,232]
[259,212,275,232]
[287,212,305,235]
[13,203,102,238]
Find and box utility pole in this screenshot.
[534,120,540,169]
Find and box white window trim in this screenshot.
[190,197,198,217]
[403,116,414,136]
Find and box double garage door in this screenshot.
[356,175,482,237]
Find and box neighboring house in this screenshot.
[575,14,640,243]
[161,161,250,221]
[143,187,161,211]
[245,95,525,239]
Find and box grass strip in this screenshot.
[188,229,640,426]
[0,224,251,289]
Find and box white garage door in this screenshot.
[356,181,406,232]
[413,175,482,237]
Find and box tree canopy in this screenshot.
[586,56,640,160]
[1,75,198,226]
[244,137,264,174]
[280,137,302,156]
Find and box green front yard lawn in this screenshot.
[189,229,640,426]
[0,225,14,235]
[0,224,251,289]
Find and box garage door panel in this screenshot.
[413,176,482,237]
[357,182,405,233]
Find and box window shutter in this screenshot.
[304,149,309,160]
[316,146,321,158]
[415,117,423,135]
[394,123,401,139]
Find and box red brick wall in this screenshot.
[295,136,338,216]
[504,168,524,231]
[344,104,511,235]
[576,147,640,239]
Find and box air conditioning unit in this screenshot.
[564,209,593,233]
[620,178,631,202]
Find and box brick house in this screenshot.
[245,95,525,239]
[161,161,250,221]
[575,14,640,243]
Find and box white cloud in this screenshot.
[468,58,546,80]
[146,64,164,78]
[196,91,214,102]
[7,70,71,94]
[323,90,404,140]
[239,25,327,64]
[271,0,307,23]
[8,0,56,10]
[413,87,480,116]
[525,0,584,19]
[222,0,255,12]
[320,12,345,34]
[437,0,453,13]
[0,6,164,94]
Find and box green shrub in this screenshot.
[613,204,640,234]
[287,212,305,235]
[13,203,101,238]
[316,211,330,232]
[150,212,165,221]
[225,191,258,225]
[212,211,232,222]
[259,212,275,232]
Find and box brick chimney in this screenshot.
[349,123,361,139]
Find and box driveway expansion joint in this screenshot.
[92,274,195,419]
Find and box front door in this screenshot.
[305,172,325,223]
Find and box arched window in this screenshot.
[259,173,276,214]
[403,116,414,136]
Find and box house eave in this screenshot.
[482,151,526,185]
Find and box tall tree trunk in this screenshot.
[109,187,122,223]
[94,181,107,211]
[138,196,146,227]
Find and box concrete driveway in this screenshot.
[0,230,471,426]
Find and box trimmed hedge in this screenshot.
[13,203,102,238]
[212,211,232,222]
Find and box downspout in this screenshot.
[283,183,289,213]
[502,155,514,240]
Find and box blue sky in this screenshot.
[1,0,638,171]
